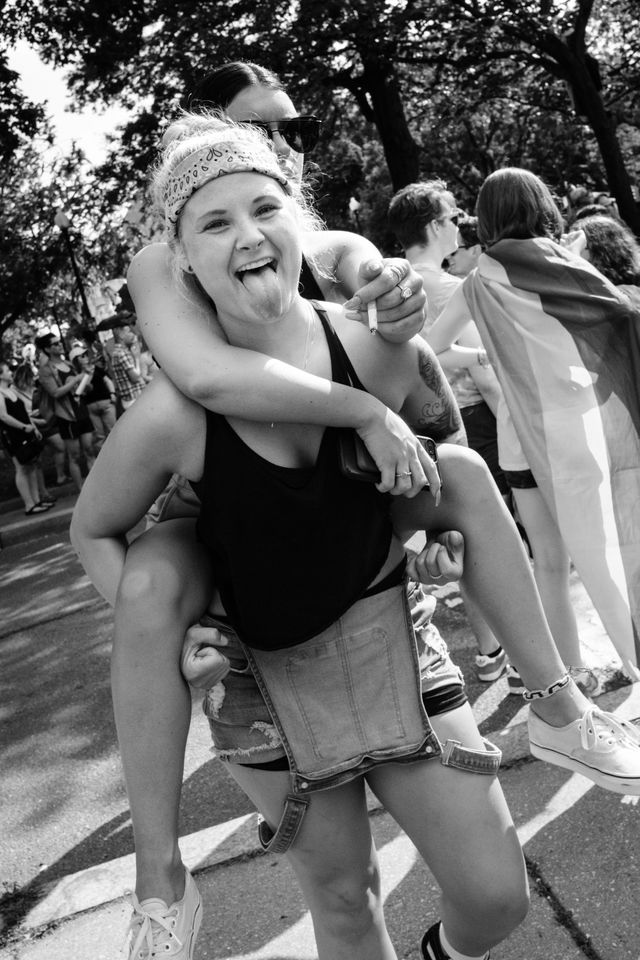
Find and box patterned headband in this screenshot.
[164,131,291,243]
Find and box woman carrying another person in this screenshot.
[428,167,640,686]
[73,109,533,960]
[74,65,640,960]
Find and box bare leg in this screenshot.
[392,444,592,725]
[112,518,213,903]
[511,487,583,667]
[229,765,397,960]
[13,459,39,510]
[64,436,84,491]
[368,705,528,956]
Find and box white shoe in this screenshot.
[125,869,202,959]
[528,707,640,795]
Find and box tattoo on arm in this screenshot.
[415,344,466,444]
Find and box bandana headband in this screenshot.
[164,132,290,243]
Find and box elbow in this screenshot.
[184,368,225,407]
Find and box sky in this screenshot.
[7,41,131,164]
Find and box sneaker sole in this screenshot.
[477,665,508,683]
[529,740,640,795]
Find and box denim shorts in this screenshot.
[202,582,490,779]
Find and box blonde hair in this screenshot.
[153,111,323,251]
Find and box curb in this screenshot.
[17,682,640,935]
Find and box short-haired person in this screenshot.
[428,167,640,689]
[110,321,145,410]
[574,213,640,293]
[73,110,531,960]
[447,215,483,279]
[387,182,509,683]
[35,332,95,491]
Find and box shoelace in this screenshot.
[123,891,184,958]
[579,707,640,750]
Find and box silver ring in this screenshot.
[397,282,412,301]
[388,263,404,284]
[431,572,444,580]
[395,471,412,478]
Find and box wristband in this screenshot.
[476,348,490,368]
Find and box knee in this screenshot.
[439,444,502,512]
[117,556,187,620]
[462,873,530,940]
[307,867,382,942]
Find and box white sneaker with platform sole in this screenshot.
[528,706,640,795]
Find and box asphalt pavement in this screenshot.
[1,492,639,959]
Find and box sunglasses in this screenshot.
[242,116,322,154]
[438,211,461,226]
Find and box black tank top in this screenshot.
[193,307,393,650]
[298,257,325,300]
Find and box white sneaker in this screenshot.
[125,869,202,959]
[528,707,640,795]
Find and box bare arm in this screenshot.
[128,243,431,490]
[400,338,467,446]
[38,364,82,399]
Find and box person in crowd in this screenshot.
[69,345,117,448]
[74,63,640,960]
[571,213,640,307]
[35,333,96,491]
[109,320,146,411]
[0,361,53,515]
[428,167,640,689]
[23,353,70,487]
[73,110,534,960]
[387,182,509,684]
[11,361,59,505]
[447,214,483,278]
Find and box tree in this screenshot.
[3,0,640,235]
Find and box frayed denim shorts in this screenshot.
[202,581,496,773]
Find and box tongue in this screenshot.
[241,266,284,317]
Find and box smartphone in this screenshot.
[338,431,440,488]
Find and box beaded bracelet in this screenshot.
[522,672,571,701]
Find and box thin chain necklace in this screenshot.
[270,303,316,428]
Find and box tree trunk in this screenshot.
[359,57,421,190]
[548,36,640,233]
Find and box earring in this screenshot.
[185,265,194,274]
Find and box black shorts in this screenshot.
[503,468,538,490]
[460,401,510,497]
[56,417,94,441]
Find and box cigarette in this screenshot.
[367,300,378,334]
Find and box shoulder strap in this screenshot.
[311,303,366,391]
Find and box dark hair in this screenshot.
[12,362,35,392]
[189,61,284,112]
[476,168,564,247]
[35,333,55,354]
[387,180,455,249]
[572,203,616,224]
[578,215,640,286]
[457,215,480,248]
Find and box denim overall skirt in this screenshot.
[202,579,501,853]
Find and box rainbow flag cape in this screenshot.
[464,237,640,678]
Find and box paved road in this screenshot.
[2,507,639,958]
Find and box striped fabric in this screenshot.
[464,237,640,678]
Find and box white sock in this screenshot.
[440,924,489,960]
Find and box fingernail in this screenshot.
[366,259,383,272]
[344,310,361,320]
[343,296,361,310]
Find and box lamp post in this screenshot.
[54,209,94,327]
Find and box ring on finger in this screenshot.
[396,281,412,301]
[395,471,412,478]
[388,263,404,284]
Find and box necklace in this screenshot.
[270,304,316,428]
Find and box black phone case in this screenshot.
[337,431,439,486]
